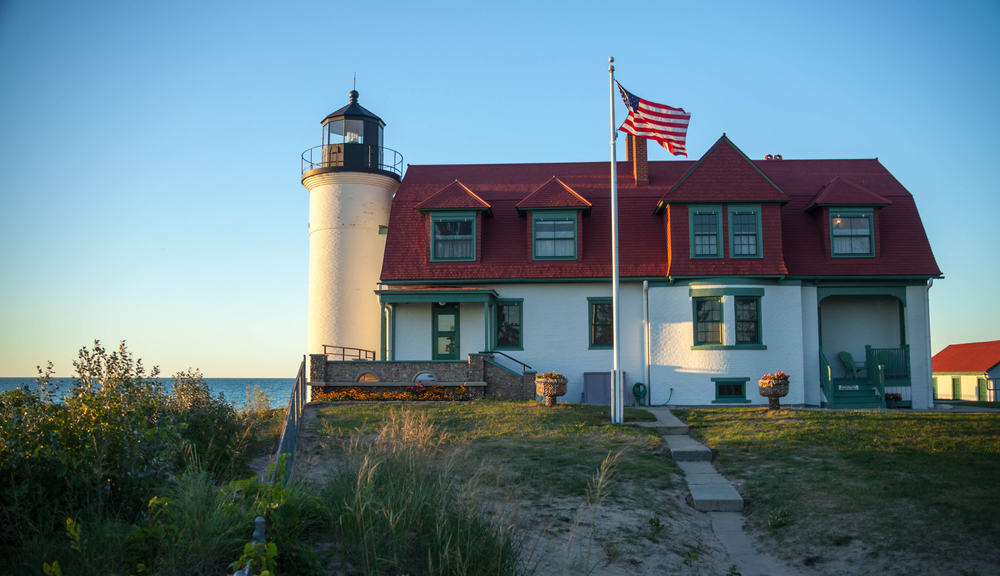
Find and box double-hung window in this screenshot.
[728,205,761,258]
[690,205,722,258]
[533,211,577,259]
[431,213,475,261]
[588,298,613,348]
[831,208,874,257]
[735,296,761,345]
[693,297,723,345]
[496,299,523,349]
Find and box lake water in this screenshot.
[0,377,295,410]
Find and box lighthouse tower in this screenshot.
[301,90,402,360]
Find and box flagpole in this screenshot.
[609,57,623,425]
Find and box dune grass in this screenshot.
[672,407,1000,573]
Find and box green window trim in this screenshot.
[532,210,578,260]
[830,208,875,258]
[711,377,751,403]
[430,212,476,262]
[689,205,722,258]
[588,297,613,349]
[495,299,523,350]
[727,205,762,258]
[692,296,723,346]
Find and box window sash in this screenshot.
[693,211,719,256]
[731,211,758,256]
[590,300,613,347]
[735,297,760,345]
[534,215,576,259]
[432,217,474,260]
[831,212,873,256]
[694,297,722,345]
[496,301,522,348]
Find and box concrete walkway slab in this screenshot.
[711,512,807,575]
[635,406,690,435]
[664,434,713,461]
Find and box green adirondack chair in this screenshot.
[838,351,864,379]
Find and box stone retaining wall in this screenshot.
[307,353,535,400]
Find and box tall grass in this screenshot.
[322,409,524,576]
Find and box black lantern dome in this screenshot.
[301,90,403,180]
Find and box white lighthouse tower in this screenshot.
[301,90,402,361]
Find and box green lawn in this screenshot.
[305,400,673,502]
[672,407,1000,573]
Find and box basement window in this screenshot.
[712,378,751,403]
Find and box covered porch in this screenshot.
[817,285,913,409]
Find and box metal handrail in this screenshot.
[301,144,404,177]
[270,357,306,484]
[323,345,375,361]
[479,350,532,374]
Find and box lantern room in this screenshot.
[301,90,403,180]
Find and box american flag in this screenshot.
[617,82,690,157]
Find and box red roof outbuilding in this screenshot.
[932,341,1000,374]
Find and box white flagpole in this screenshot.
[609,57,623,425]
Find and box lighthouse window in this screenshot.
[430,213,475,261]
[345,119,364,144]
[325,119,343,145]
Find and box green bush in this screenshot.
[0,341,274,574]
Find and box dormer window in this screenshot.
[533,211,577,260]
[690,205,722,258]
[431,212,475,261]
[831,208,874,257]
[728,205,762,258]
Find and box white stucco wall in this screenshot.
[388,283,645,403]
[304,172,397,357]
[648,284,807,406]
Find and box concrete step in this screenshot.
[677,461,744,512]
[665,435,713,461]
[636,407,691,435]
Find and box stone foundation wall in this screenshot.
[307,353,532,400]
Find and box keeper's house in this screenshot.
[302,93,942,408]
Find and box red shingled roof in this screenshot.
[932,341,1000,373]
[380,137,941,282]
[658,135,787,205]
[416,180,491,212]
[808,176,891,209]
[516,176,592,211]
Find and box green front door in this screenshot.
[952,377,962,400]
[978,378,988,402]
[432,303,460,360]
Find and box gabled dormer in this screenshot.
[807,175,891,259]
[654,135,789,277]
[516,177,592,260]
[417,180,491,262]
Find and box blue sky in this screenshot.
[1,0,997,377]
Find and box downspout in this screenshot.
[643,280,651,404]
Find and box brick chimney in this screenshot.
[626,134,649,185]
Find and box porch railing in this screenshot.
[866,345,910,380]
[819,347,834,406]
[323,345,375,361]
[869,364,886,408]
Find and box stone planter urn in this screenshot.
[758,371,790,410]
[535,373,567,407]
